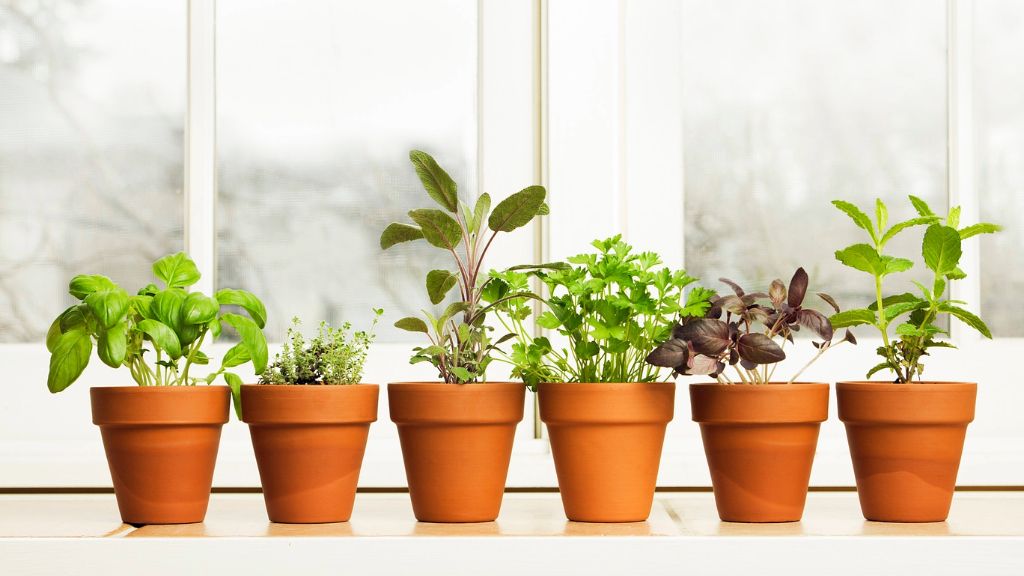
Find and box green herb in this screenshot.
[45,252,269,416]
[260,311,382,385]
[829,196,1001,382]
[380,150,553,383]
[492,235,704,388]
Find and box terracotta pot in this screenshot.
[91,386,228,524]
[690,382,828,523]
[388,382,524,522]
[539,382,674,522]
[241,384,378,523]
[837,381,976,522]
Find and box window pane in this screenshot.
[975,0,1024,337]
[0,1,185,342]
[217,0,477,341]
[681,0,946,311]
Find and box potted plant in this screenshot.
[647,268,855,522]
[496,236,704,522]
[241,313,381,523]
[828,196,1001,522]
[379,150,551,523]
[45,252,268,524]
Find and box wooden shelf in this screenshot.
[2,492,1023,575]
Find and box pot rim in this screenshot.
[388,381,526,425]
[837,380,977,388]
[388,381,524,387]
[688,381,829,389]
[538,381,675,425]
[91,385,229,426]
[241,383,379,424]
[689,381,829,424]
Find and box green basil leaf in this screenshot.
[221,313,268,374]
[84,288,130,329]
[215,288,267,329]
[224,372,244,420]
[97,322,128,368]
[47,329,92,393]
[152,289,186,333]
[136,319,182,359]
[221,342,251,368]
[152,252,201,288]
[68,275,117,301]
[182,293,219,325]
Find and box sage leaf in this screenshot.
[426,269,458,305]
[409,209,461,250]
[488,185,546,232]
[394,316,429,333]
[380,222,424,249]
[409,149,458,212]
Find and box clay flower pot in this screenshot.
[539,382,674,522]
[90,386,229,525]
[690,382,828,522]
[388,382,525,523]
[241,384,379,523]
[837,381,976,522]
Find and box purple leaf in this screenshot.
[717,295,747,315]
[736,333,786,364]
[795,309,834,341]
[676,318,731,356]
[843,329,857,345]
[817,292,841,313]
[646,338,688,368]
[788,267,809,308]
[718,277,745,297]
[687,354,721,375]
[769,279,786,307]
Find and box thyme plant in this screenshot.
[260,312,381,385]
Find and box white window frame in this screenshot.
[4,0,1021,490]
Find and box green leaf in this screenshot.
[221,342,251,368]
[47,329,92,393]
[472,193,491,234]
[834,244,882,275]
[182,293,219,325]
[939,304,992,338]
[882,299,929,322]
[867,293,917,311]
[408,209,462,250]
[537,202,550,216]
[130,295,155,320]
[922,224,962,276]
[379,222,425,249]
[224,372,244,420]
[875,198,888,231]
[221,313,268,373]
[152,252,201,288]
[409,149,459,212]
[829,309,877,328]
[908,195,935,217]
[449,366,473,382]
[881,256,914,276]
[880,216,939,247]
[865,362,893,379]
[395,316,429,333]
[426,269,459,305]
[439,301,470,326]
[488,185,546,232]
[137,319,182,359]
[84,288,130,330]
[505,262,572,272]
[947,205,961,228]
[97,322,128,368]
[68,275,117,300]
[958,222,1002,240]
[208,317,222,339]
[152,289,186,333]
[946,266,967,280]
[215,289,267,329]
[831,200,877,243]
[47,306,84,352]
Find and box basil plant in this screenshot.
[46,252,268,414]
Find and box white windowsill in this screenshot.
[2,492,1023,575]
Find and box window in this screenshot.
[0,0,184,342]
[216,0,478,341]
[975,0,1024,337]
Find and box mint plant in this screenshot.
[379,150,553,383]
[260,312,381,385]
[828,196,1001,382]
[493,236,707,388]
[646,268,854,384]
[45,252,268,415]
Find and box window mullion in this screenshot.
[185,0,218,295]
[947,0,980,343]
